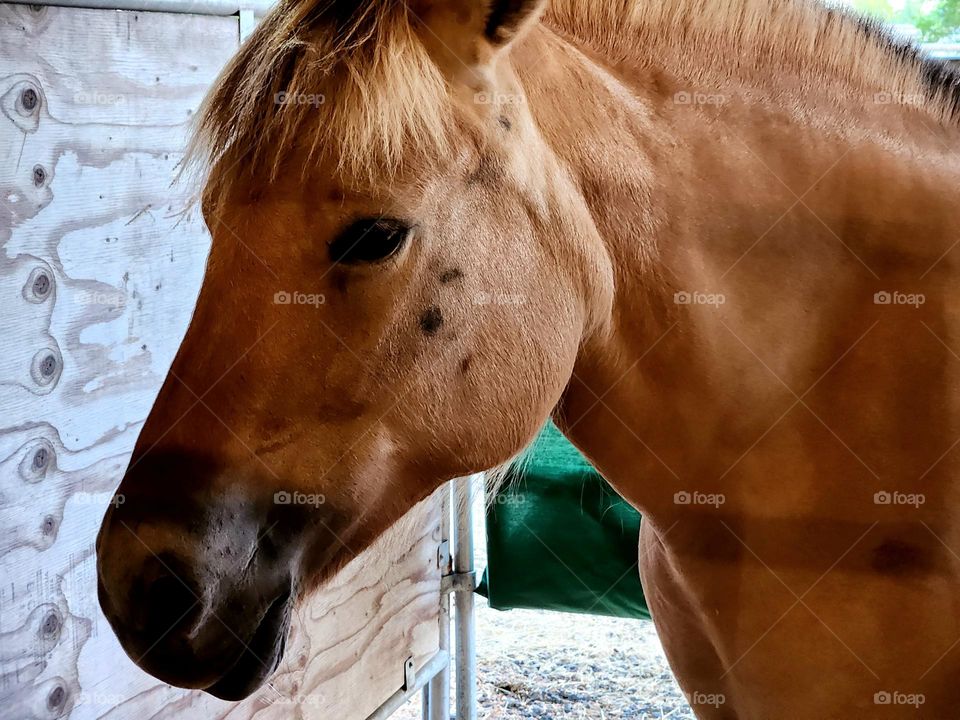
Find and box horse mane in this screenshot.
[189,0,959,193]
[188,0,453,191]
[546,0,960,120]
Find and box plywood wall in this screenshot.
[0,4,441,718]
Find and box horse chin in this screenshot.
[204,591,293,701]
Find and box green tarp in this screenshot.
[478,422,651,620]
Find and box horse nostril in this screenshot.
[143,572,201,638]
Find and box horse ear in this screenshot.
[483,0,548,48]
[413,0,548,75]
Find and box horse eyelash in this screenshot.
[328,217,412,264]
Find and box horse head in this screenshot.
[96,0,612,698]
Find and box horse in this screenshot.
[96,0,960,716]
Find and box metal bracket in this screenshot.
[402,656,415,692]
[238,7,255,41]
[441,571,476,595]
[437,540,450,570]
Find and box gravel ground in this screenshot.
[394,602,695,720]
[394,492,695,720]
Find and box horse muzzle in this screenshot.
[95,450,316,700]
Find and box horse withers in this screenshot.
[97,0,960,716]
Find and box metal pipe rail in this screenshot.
[365,478,478,720]
[427,484,452,720]
[366,651,451,720]
[453,477,478,720]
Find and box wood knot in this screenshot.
[20,87,39,113]
[24,266,53,303]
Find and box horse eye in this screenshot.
[329,218,411,265]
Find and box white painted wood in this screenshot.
[0,5,442,719]
[6,0,275,17]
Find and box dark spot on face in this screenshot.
[420,306,443,336]
[871,538,935,576]
[460,355,473,374]
[439,268,464,284]
[466,156,504,186]
[498,115,512,130]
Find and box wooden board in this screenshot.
[0,5,442,719]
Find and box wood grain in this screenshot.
[0,5,442,719]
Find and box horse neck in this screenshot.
[516,25,960,515]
